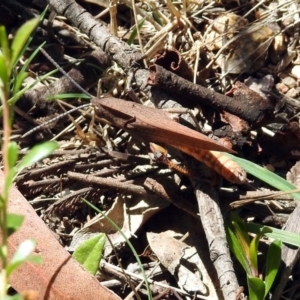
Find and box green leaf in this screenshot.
[0,54,9,90]
[10,18,40,70]
[83,198,153,300]
[224,153,300,201]
[3,169,17,200]
[15,141,58,174]
[6,213,24,237]
[226,226,253,275]
[0,195,5,207]
[19,42,46,76]
[249,227,271,277]
[249,234,260,277]
[230,212,251,245]
[152,11,164,26]
[0,246,5,261]
[3,295,24,300]
[264,239,282,296]
[7,239,36,277]
[6,67,59,110]
[247,275,265,300]
[26,254,43,264]
[47,93,91,100]
[7,142,19,169]
[232,221,251,257]
[0,26,10,64]
[13,42,46,95]
[246,223,300,248]
[13,71,28,96]
[127,18,146,45]
[73,233,106,275]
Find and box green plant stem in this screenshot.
[0,78,10,298]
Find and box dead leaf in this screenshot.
[287,161,300,187]
[0,171,120,300]
[70,195,169,256]
[147,231,218,298]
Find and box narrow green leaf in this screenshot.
[7,239,36,277]
[11,18,40,69]
[26,255,43,264]
[3,169,16,200]
[73,233,106,275]
[7,142,19,169]
[15,141,58,173]
[4,295,23,300]
[6,67,60,110]
[247,275,265,300]
[226,226,253,275]
[47,93,91,100]
[224,153,300,201]
[0,54,9,88]
[231,221,251,260]
[0,195,5,206]
[127,18,146,45]
[0,26,10,63]
[19,42,46,76]
[6,213,24,237]
[13,71,28,95]
[152,12,164,26]
[264,239,282,296]
[249,235,260,277]
[230,212,251,245]
[246,223,300,248]
[0,246,5,261]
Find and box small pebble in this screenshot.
[291,65,300,79]
[264,164,275,172]
[276,82,289,93]
[286,88,300,98]
[282,76,296,89]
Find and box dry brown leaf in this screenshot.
[0,171,120,300]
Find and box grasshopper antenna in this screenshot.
[39,48,93,98]
[22,48,95,138]
[22,103,91,138]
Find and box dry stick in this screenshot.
[68,171,150,196]
[272,203,300,300]
[16,160,77,182]
[49,0,143,70]
[148,64,274,125]
[100,261,211,300]
[49,0,273,126]
[183,156,240,300]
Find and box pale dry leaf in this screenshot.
[70,194,169,256]
[244,75,274,99]
[147,231,218,298]
[287,161,300,187]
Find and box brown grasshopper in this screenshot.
[23,48,246,184]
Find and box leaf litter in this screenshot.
[2,0,300,299]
